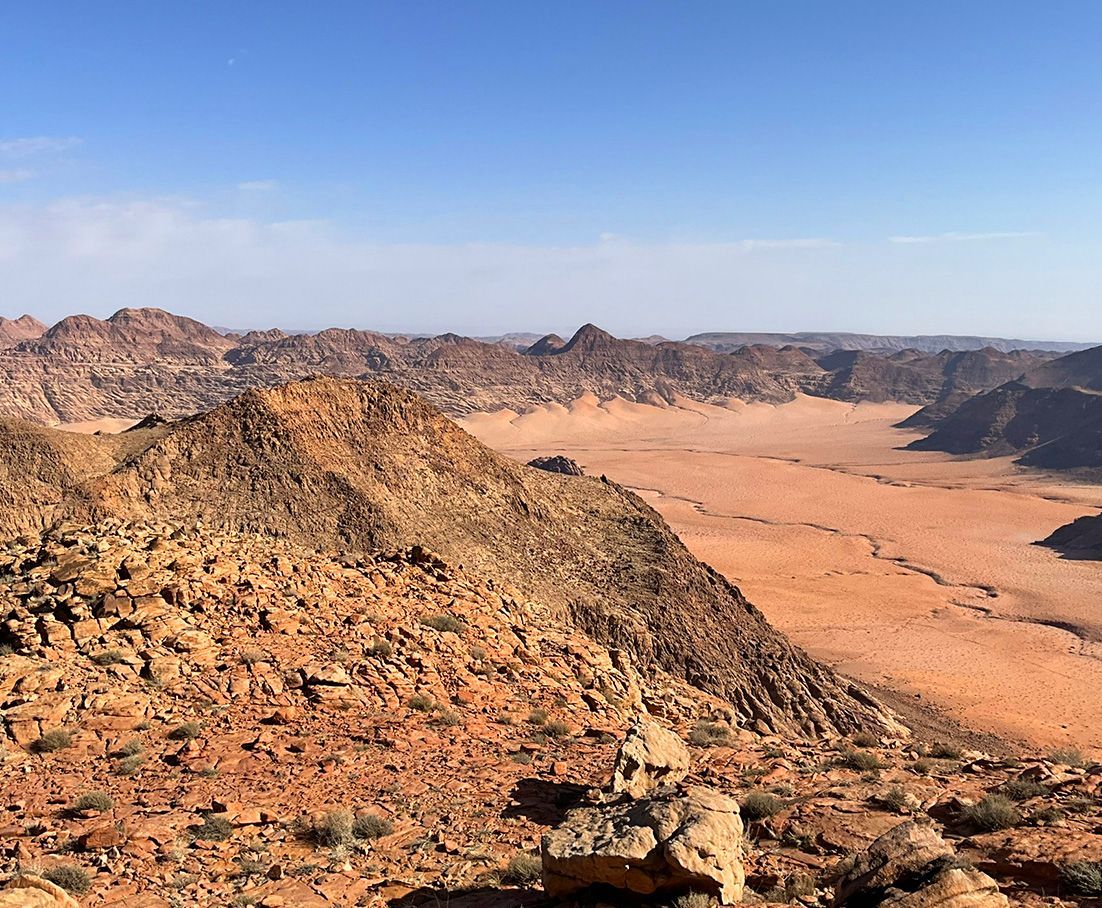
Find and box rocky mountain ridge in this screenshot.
[905,344,1102,470]
[0,376,896,738]
[0,308,1060,425]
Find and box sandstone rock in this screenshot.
[834,820,1006,908]
[608,716,690,799]
[0,875,80,908]
[541,784,745,904]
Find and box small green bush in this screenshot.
[837,748,882,771]
[929,742,963,759]
[408,693,434,712]
[1000,778,1047,801]
[74,791,113,813]
[670,894,717,908]
[510,751,533,765]
[352,813,393,840]
[193,814,233,841]
[878,785,909,813]
[420,613,464,633]
[116,738,144,757]
[1062,860,1102,896]
[115,753,145,775]
[32,729,73,753]
[850,731,879,748]
[963,795,1020,831]
[42,864,91,895]
[501,851,542,885]
[544,719,571,738]
[909,758,934,775]
[431,708,462,727]
[741,790,784,821]
[313,809,353,847]
[1048,747,1087,768]
[239,646,266,666]
[527,708,548,726]
[168,721,202,741]
[90,649,127,666]
[688,721,732,747]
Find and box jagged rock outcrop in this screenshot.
[0,377,901,736]
[526,455,584,476]
[608,717,690,798]
[541,784,746,903]
[834,821,1007,908]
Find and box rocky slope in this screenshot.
[818,349,1048,408]
[0,377,897,738]
[3,521,1100,906]
[0,309,1057,425]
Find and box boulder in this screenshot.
[526,455,583,476]
[834,820,1007,908]
[541,784,745,904]
[0,875,81,907]
[608,716,690,799]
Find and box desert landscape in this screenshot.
[5,6,1102,906]
[465,395,1102,751]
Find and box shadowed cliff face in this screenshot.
[906,343,1102,469]
[1043,512,1102,559]
[0,377,898,736]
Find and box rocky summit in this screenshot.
[0,377,897,737]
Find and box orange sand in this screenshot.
[464,394,1102,751]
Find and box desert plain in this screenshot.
[465,394,1102,754]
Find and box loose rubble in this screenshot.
[1,520,1100,906]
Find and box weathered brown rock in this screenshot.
[541,784,745,904]
[0,876,80,908]
[608,716,690,799]
[834,820,1006,908]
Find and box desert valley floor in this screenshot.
[462,394,1102,754]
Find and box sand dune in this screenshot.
[464,394,1102,751]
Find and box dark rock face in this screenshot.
[527,455,584,476]
[908,383,1102,468]
[905,343,1102,470]
[1041,513,1102,559]
[0,377,899,737]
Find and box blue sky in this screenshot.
[2,1,1101,338]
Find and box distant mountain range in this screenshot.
[685,331,1094,355]
[0,307,1071,425]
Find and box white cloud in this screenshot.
[0,195,1096,340]
[0,136,82,158]
[888,231,1041,244]
[237,180,277,191]
[0,170,33,184]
